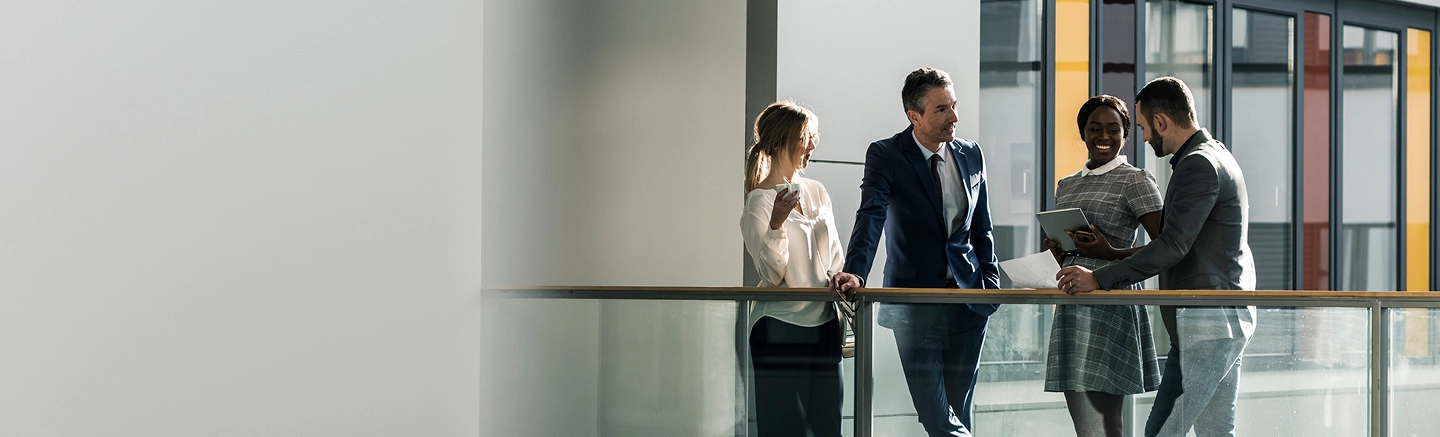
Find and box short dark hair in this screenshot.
[1076,95,1132,137]
[901,68,953,114]
[1135,76,1196,129]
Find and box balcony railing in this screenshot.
[482,286,1440,437]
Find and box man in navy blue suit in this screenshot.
[831,67,999,437]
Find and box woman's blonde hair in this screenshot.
[745,101,816,193]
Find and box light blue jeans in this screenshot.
[1145,337,1249,437]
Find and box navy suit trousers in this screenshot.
[891,304,989,437]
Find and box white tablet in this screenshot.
[1036,208,1093,252]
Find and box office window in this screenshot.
[1143,0,1214,196]
[1340,25,1399,291]
[982,0,1044,283]
[978,0,1049,381]
[1101,0,1140,143]
[1231,9,1295,290]
[1303,13,1333,290]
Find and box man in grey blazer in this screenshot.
[1056,77,1256,437]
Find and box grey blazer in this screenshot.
[1093,130,1257,342]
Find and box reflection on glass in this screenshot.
[1231,9,1295,291]
[1398,33,1432,436]
[1340,26,1398,291]
[866,303,1374,436]
[1405,28,1431,293]
[1135,307,1371,435]
[1143,0,1214,197]
[1219,307,1370,435]
[982,0,1043,286]
[482,298,743,436]
[870,305,1071,436]
[978,0,1045,368]
[1390,307,1440,435]
[1303,13,1333,291]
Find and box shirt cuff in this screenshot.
[766,228,785,239]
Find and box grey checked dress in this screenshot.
[1044,161,1163,395]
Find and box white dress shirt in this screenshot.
[914,133,969,280]
[740,176,843,328]
[913,132,968,237]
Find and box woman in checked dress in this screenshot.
[1043,95,1164,437]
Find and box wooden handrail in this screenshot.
[488,285,1439,299]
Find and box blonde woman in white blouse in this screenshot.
[740,101,848,437]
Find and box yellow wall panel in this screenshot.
[1054,0,1090,188]
[1406,29,1430,356]
[1405,28,1430,293]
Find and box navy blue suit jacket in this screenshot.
[843,126,1000,329]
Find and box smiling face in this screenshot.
[1084,105,1126,167]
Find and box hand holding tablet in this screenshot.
[1036,208,1093,251]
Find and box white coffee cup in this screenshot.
[775,183,798,194]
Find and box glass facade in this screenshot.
[981,0,1044,286]
[777,0,1440,434]
[1231,8,1296,291]
[1101,0,1140,154]
[1304,13,1334,291]
[975,0,1048,390]
[1143,0,1214,197]
[1341,25,1399,292]
[1391,306,1440,436]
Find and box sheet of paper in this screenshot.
[998,251,1061,289]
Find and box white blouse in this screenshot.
[740,176,844,328]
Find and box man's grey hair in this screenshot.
[902,68,953,114]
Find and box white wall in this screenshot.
[482,0,745,435]
[482,3,743,288]
[0,1,482,436]
[777,0,982,164]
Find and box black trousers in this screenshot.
[749,316,844,437]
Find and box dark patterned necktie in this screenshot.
[929,154,945,223]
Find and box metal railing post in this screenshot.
[1371,301,1389,437]
[855,296,873,437]
[736,301,752,437]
